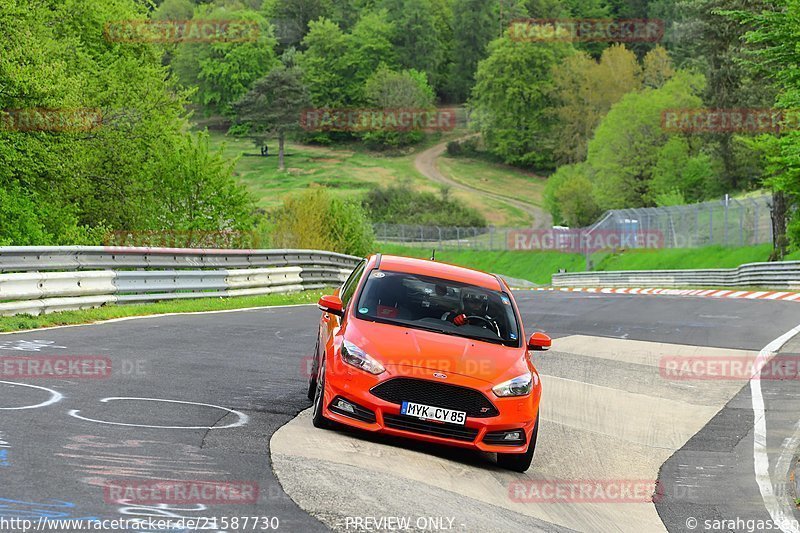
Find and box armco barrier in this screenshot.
[552,261,800,289]
[0,247,361,316]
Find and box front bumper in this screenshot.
[320,360,540,454]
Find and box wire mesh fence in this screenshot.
[374,194,774,252]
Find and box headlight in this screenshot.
[492,373,533,397]
[341,340,385,375]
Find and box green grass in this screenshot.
[438,156,547,207]
[378,243,799,285]
[208,131,546,227]
[594,244,779,271]
[0,290,327,333]
[376,244,584,285]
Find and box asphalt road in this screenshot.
[0,292,798,532]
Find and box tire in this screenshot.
[311,357,332,429]
[497,416,538,472]
[307,338,320,401]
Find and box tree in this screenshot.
[587,71,707,210]
[298,13,396,108]
[649,137,717,204]
[0,0,256,245]
[233,66,311,170]
[361,66,436,147]
[171,6,279,116]
[379,0,448,93]
[471,34,573,168]
[642,45,675,89]
[544,163,601,227]
[732,0,800,257]
[678,0,775,190]
[550,44,643,164]
[450,0,498,102]
[263,0,335,47]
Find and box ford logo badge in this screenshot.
[433,372,447,379]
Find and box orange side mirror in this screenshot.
[527,332,551,351]
[318,295,344,317]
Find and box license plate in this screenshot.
[400,401,466,425]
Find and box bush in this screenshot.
[271,188,374,256]
[446,137,480,157]
[544,163,601,227]
[364,183,487,227]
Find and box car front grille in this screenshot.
[383,414,479,442]
[370,377,499,418]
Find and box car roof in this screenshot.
[372,254,503,291]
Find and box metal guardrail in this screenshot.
[552,261,800,290]
[0,247,361,316]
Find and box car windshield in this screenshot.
[354,270,520,347]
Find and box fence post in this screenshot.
[456,227,461,251]
[709,206,714,244]
[723,197,729,245]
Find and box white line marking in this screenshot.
[751,323,800,533]
[0,381,63,410]
[68,397,249,429]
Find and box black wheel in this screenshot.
[311,357,332,429]
[497,416,538,472]
[307,338,320,401]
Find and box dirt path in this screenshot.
[414,136,552,228]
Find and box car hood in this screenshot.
[344,319,526,384]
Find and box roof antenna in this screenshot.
[430,249,436,261]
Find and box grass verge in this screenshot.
[378,243,800,285]
[376,244,584,285]
[594,244,791,271]
[0,290,327,333]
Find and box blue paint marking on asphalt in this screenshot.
[0,449,8,467]
[0,498,99,520]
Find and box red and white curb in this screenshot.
[524,287,800,302]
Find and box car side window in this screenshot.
[340,261,366,309]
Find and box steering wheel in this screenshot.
[465,315,494,328]
[465,315,502,337]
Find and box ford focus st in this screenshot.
[307,254,550,471]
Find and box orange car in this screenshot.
[307,254,550,471]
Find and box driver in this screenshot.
[442,289,499,334]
